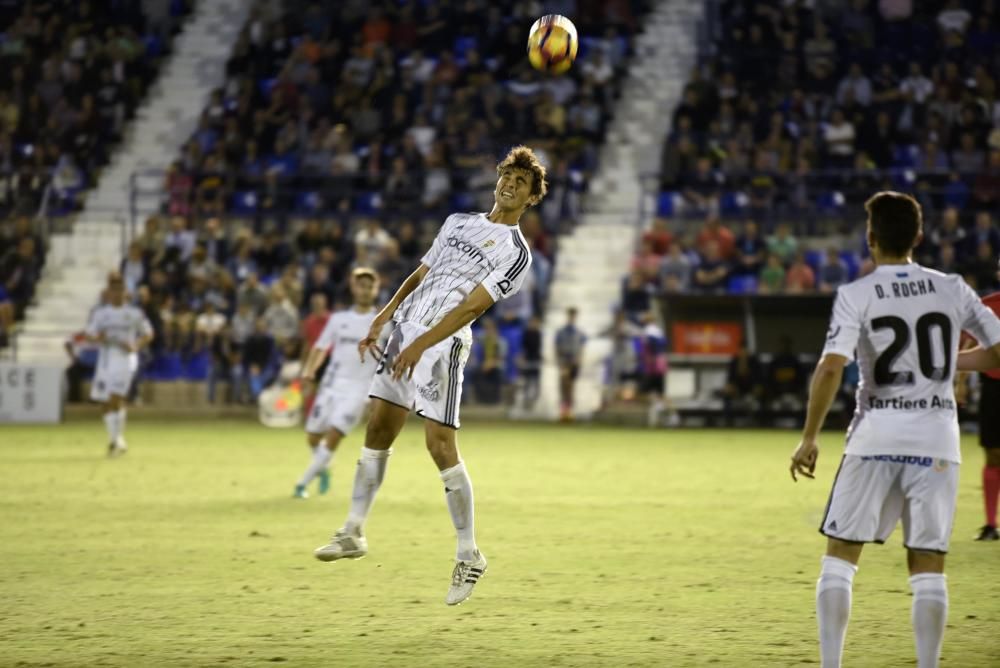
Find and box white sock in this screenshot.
[117,408,127,440]
[816,556,857,668]
[297,440,333,487]
[344,447,391,533]
[910,573,948,668]
[441,461,478,561]
[103,411,120,442]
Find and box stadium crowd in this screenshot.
[66,0,652,405]
[608,0,1000,415]
[0,0,192,347]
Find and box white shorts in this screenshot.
[368,321,471,429]
[820,454,959,553]
[305,385,368,436]
[90,364,135,402]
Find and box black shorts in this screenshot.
[640,373,665,395]
[981,374,1000,449]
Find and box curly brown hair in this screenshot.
[496,145,548,203]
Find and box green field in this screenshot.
[1,419,998,667]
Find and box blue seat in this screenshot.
[727,275,758,295]
[230,191,258,214]
[258,77,278,100]
[805,249,824,275]
[656,191,675,217]
[183,352,210,381]
[719,191,744,216]
[815,191,845,213]
[839,251,861,281]
[353,192,382,214]
[296,191,321,212]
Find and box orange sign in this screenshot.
[672,322,743,354]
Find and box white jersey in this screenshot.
[313,307,379,389]
[395,212,532,340]
[86,303,153,373]
[823,263,1000,462]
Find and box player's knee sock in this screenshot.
[344,447,391,533]
[983,466,1000,527]
[117,408,127,439]
[103,411,119,443]
[816,556,857,668]
[440,461,477,561]
[297,441,332,487]
[910,573,947,668]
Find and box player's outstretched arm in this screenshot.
[390,284,494,380]
[791,353,848,482]
[301,346,329,381]
[957,343,1000,372]
[358,264,429,362]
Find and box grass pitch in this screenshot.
[1,419,998,667]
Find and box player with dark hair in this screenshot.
[312,146,547,605]
[790,191,1000,667]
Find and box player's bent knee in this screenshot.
[907,549,945,574]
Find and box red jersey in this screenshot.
[302,312,331,350]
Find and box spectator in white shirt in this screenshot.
[836,62,873,107]
[899,61,934,104]
[937,0,972,33]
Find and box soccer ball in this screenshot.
[527,14,578,74]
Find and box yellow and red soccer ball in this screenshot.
[527,14,578,74]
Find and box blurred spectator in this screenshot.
[234,317,276,403]
[719,343,765,426]
[734,221,766,276]
[660,242,692,293]
[696,215,735,260]
[473,318,506,406]
[693,240,729,293]
[555,307,586,421]
[765,337,806,411]
[519,315,542,410]
[643,217,674,255]
[758,253,786,294]
[236,272,269,315]
[262,285,299,346]
[818,248,849,293]
[785,252,817,294]
[631,238,662,284]
[622,270,653,320]
[766,224,798,264]
[0,236,39,318]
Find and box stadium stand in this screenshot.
[609,0,1000,424]
[0,0,193,349]
[101,0,652,406]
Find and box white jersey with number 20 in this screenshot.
[823,263,1000,463]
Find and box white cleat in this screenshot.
[314,528,368,561]
[445,551,487,606]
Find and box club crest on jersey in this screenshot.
[481,239,496,248]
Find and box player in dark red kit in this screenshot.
[973,276,1000,541]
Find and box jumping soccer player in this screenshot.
[313,145,546,606]
[789,192,1000,668]
[85,272,153,457]
[293,268,380,499]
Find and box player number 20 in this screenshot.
[871,312,952,386]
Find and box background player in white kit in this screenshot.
[313,146,546,606]
[293,268,380,499]
[85,272,153,457]
[789,192,1000,668]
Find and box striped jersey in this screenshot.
[396,212,532,335]
[313,307,379,388]
[823,263,1000,462]
[85,303,153,372]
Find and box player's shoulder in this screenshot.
[443,212,480,229]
